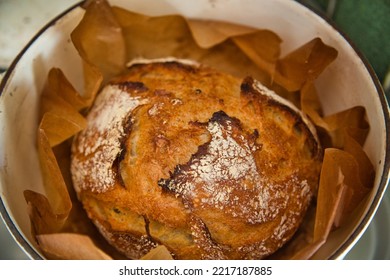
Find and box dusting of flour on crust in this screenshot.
[253,80,319,143]
[71,84,148,193]
[127,57,200,68]
[160,112,292,224]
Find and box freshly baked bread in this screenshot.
[71,58,322,259]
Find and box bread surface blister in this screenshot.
[71,58,322,260]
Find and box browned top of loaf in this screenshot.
[71,59,322,259]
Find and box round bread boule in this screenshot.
[70,58,322,259]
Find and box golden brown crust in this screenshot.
[71,59,322,259]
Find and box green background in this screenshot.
[298,0,390,93]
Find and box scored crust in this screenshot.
[71,58,322,259]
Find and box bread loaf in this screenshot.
[70,58,322,259]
